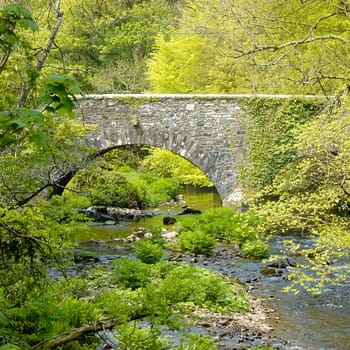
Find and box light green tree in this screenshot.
[141,148,213,187]
[147,0,350,95]
[252,93,350,293]
[147,33,215,93]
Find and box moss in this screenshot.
[113,96,163,106]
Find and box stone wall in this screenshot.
[77,94,247,205]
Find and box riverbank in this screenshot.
[77,233,350,350]
[166,246,291,349]
[75,184,350,349]
[75,238,291,349]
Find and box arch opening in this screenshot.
[61,144,222,211]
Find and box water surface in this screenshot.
[78,186,350,349]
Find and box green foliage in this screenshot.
[147,226,167,247]
[178,207,256,243]
[157,264,249,313]
[0,200,85,303]
[0,4,38,69]
[177,333,217,350]
[57,297,104,329]
[38,75,83,116]
[281,226,350,295]
[176,207,268,259]
[0,345,20,350]
[141,148,212,187]
[140,176,182,206]
[94,288,143,322]
[0,75,83,149]
[147,33,215,93]
[177,230,216,255]
[0,4,38,31]
[72,167,143,208]
[41,0,179,93]
[71,151,182,208]
[0,4,102,347]
[115,323,165,350]
[241,240,269,259]
[0,108,45,148]
[241,98,322,191]
[112,258,153,290]
[146,0,350,95]
[103,258,249,324]
[133,240,165,264]
[0,295,66,346]
[251,94,350,292]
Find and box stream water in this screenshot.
[77,186,350,350]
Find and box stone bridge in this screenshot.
[77,94,310,205]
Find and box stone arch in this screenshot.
[78,94,246,205]
[84,125,234,204]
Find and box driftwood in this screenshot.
[30,319,117,349]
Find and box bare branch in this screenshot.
[233,34,348,59]
[36,0,63,72]
[8,183,51,209]
[0,53,10,74]
[19,0,64,107]
[0,222,47,248]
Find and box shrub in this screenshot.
[112,258,152,289]
[177,207,263,247]
[178,333,217,350]
[116,324,165,350]
[144,177,181,206]
[141,148,213,187]
[241,239,270,259]
[58,297,104,329]
[159,264,249,313]
[148,226,166,247]
[177,230,216,255]
[133,240,165,264]
[94,289,142,322]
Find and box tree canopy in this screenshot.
[147,0,350,95]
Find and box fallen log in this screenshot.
[30,319,117,349]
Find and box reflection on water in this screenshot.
[181,184,222,210]
[264,278,350,350]
[77,185,221,242]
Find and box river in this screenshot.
[77,186,350,350]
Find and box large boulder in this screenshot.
[163,217,177,225]
[178,206,202,215]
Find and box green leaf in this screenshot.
[39,75,83,116]
[0,4,38,31]
[0,345,20,350]
[29,131,49,149]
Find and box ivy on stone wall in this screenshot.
[240,98,323,192]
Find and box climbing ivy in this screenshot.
[240,97,323,192]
